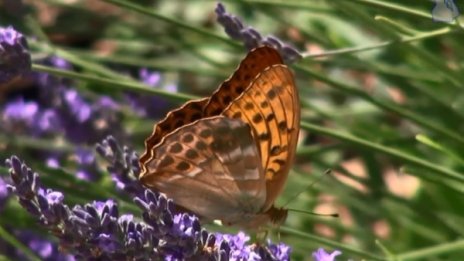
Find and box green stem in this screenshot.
[280,226,387,260]
[345,0,433,20]
[301,122,464,183]
[0,225,42,261]
[32,64,198,103]
[295,66,464,145]
[395,239,464,260]
[302,27,454,59]
[102,0,239,48]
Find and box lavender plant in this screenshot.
[5,149,290,260]
[2,1,463,260]
[0,24,291,260]
[0,26,31,84]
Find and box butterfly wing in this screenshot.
[222,64,300,211]
[140,46,283,175]
[203,46,283,116]
[139,46,298,227]
[139,98,209,175]
[140,116,267,224]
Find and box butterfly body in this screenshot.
[139,46,299,228]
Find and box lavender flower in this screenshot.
[4,156,184,259]
[34,56,73,106]
[55,88,122,144]
[1,96,106,181]
[5,146,291,260]
[0,176,10,211]
[215,3,302,63]
[125,68,176,118]
[0,229,75,261]
[6,155,161,259]
[1,54,123,145]
[98,136,292,260]
[96,136,145,197]
[2,98,38,130]
[5,156,178,259]
[214,232,291,260]
[312,248,342,261]
[14,231,76,261]
[73,147,101,181]
[0,26,31,84]
[1,98,59,135]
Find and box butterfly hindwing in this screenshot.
[139,98,209,175]
[140,116,267,223]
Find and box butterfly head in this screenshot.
[227,205,288,229]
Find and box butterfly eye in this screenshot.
[210,141,220,150]
[227,140,235,147]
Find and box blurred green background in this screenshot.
[1,0,464,260]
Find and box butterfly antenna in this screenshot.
[282,169,332,207]
[287,208,339,218]
[282,169,339,218]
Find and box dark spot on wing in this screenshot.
[267,89,276,100]
[259,133,270,140]
[244,102,254,110]
[169,143,183,153]
[159,155,174,168]
[186,149,199,159]
[183,134,194,143]
[271,146,281,155]
[176,161,190,171]
[266,114,275,122]
[252,114,263,123]
[199,129,212,138]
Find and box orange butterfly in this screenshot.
[139,46,300,228]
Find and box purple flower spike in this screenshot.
[215,3,244,40]
[14,231,76,261]
[74,147,100,181]
[7,153,291,260]
[215,3,302,63]
[54,87,122,144]
[140,68,162,86]
[268,242,291,260]
[3,98,38,122]
[1,98,60,135]
[96,136,144,197]
[0,26,31,84]
[6,156,164,259]
[213,232,291,260]
[63,89,92,123]
[0,176,11,211]
[312,248,342,261]
[125,68,176,118]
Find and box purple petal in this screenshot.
[0,26,31,83]
[312,248,342,261]
[3,99,38,121]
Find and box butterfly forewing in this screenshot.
[222,64,300,211]
[203,46,283,117]
[140,47,282,176]
[140,116,267,223]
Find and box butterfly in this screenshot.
[139,46,300,228]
